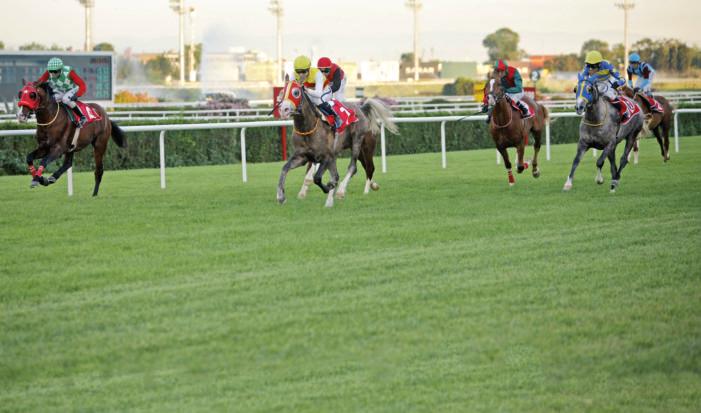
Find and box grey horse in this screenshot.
[563,75,643,193]
[275,79,397,207]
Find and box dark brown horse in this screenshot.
[484,73,549,185]
[17,81,126,196]
[275,78,397,207]
[620,86,673,162]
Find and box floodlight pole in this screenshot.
[77,0,94,51]
[406,0,422,81]
[269,0,284,85]
[615,0,635,68]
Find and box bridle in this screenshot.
[487,78,513,129]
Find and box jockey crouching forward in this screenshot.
[293,55,343,131]
[36,57,88,127]
[581,51,626,112]
[491,60,533,120]
[627,53,663,113]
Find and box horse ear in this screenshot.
[22,78,26,86]
[284,73,289,82]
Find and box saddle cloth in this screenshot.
[324,100,358,133]
[617,96,641,125]
[505,96,535,118]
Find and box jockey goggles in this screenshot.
[320,68,330,74]
[295,68,308,74]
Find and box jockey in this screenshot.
[627,53,662,112]
[580,51,626,112]
[492,59,532,119]
[36,57,87,127]
[293,55,342,131]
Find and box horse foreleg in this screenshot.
[34,146,64,187]
[661,121,671,161]
[608,147,619,192]
[516,143,528,173]
[48,152,74,185]
[26,145,49,188]
[496,146,515,186]
[336,140,362,199]
[563,140,588,191]
[277,153,307,204]
[297,161,315,199]
[92,135,110,196]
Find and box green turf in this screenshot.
[1,137,700,412]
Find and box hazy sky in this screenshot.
[0,0,698,62]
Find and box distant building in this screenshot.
[399,60,440,81]
[439,61,478,79]
[359,61,400,82]
[528,55,557,71]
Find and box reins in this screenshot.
[294,118,320,136]
[491,97,513,128]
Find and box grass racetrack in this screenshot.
[1,137,700,412]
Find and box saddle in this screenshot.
[64,101,102,127]
[320,100,358,134]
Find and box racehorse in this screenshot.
[484,73,549,186]
[620,85,673,163]
[563,74,643,192]
[275,77,397,207]
[17,81,126,196]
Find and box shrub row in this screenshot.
[2,112,700,176]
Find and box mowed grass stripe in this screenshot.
[0,138,700,412]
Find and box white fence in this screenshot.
[1,109,696,196]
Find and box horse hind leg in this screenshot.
[297,161,315,199]
[92,136,108,196]
[322,159,340,208]
[531,129,542,178]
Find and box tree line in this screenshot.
[483,28,701,73]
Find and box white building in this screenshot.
[358,61,399,82]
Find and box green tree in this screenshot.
[545,53,580,72]
[0,41,5,50]
[145,55,175,84]
[19,42,48,51]
[93,42,115,52]
[580,39,610,62]
[482,28,522,62]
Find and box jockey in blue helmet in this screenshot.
[627,53,662,112]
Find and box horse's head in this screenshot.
[484,73,505,108]
[275,79,304,119]
[16,81,51,122]
[574,73,598,115]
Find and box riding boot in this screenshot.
[318,102,341,132]
[71,104,87,127]
[517,101,532,118]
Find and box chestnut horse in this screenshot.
[620,86,673,162]
[275,78,397,207]
[484,74,549,185]
[17,82,126,196]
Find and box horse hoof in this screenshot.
[563,181,573,191]
[324,201,334,208]
[370,182,380,191]
[532,169,540,178]
[508,182,515,187]
[335,191,346,200]
[30,180,39,188]
[277,196,286,205]
[47,176,57,184]
[596,177,604,185]
[297,191,307,199]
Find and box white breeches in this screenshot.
[320,77,347,103]
[506,91,524,105]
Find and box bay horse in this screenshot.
[275,78,397,207]
[563,74,643,192]
[17,81,126,196]
[620,85,673,162]
[484,73,549,186]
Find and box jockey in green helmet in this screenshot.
[36,57,88,127]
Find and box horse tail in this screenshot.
[361,98,398,135]
[110,120,127,148]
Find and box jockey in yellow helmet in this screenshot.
[293,55,342,130]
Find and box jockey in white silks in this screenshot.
[627,53,663,113]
